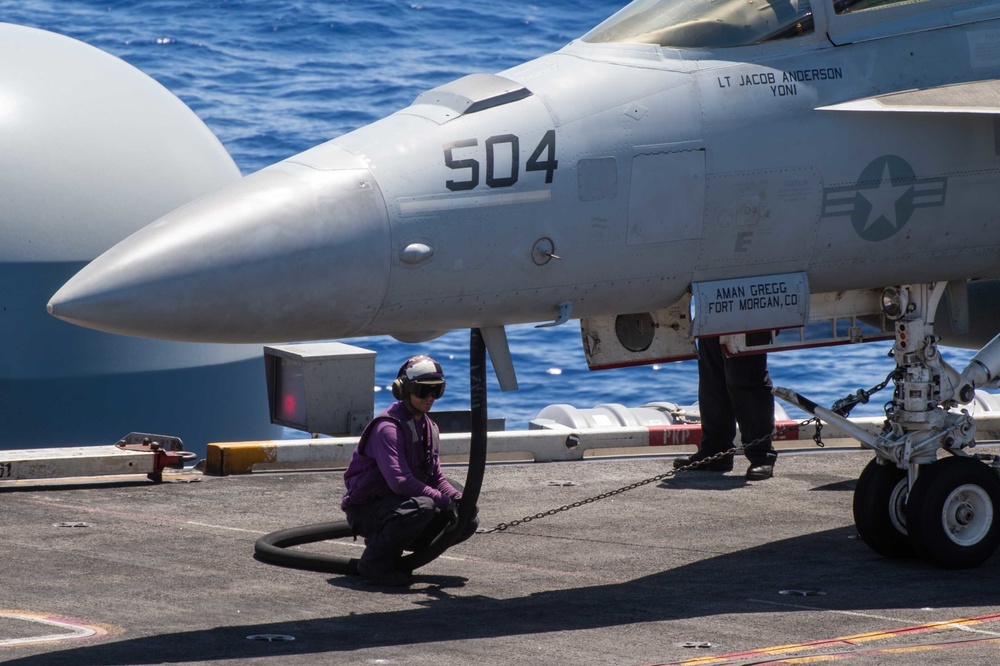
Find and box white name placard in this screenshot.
[691,272,809,337]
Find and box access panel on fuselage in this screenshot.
[696,166,822,275]
[627,150,705,246]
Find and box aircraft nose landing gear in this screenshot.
[852,458,913,559]
[906,456,1000,568]
[777,282,1000,569]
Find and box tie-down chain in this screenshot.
[480,371,895,534]
[480,416,816,534]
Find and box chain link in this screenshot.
[830,368,897,417]
[480,416,819,534]
[481,372,898,534]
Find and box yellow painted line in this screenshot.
[205,442,277,476]
[667,613,1000,665]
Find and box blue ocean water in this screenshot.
[3,1,979,429]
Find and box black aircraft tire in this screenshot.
[906,456,1000,569]
[254,520,359,574]
[852,458,915,559]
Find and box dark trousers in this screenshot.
[697,336,776,465]
[345,494,479,573]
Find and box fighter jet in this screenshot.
[49,0,1000,567]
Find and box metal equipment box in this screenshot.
[264,342,376,436]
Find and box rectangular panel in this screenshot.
[700,167,821,270]
[691,272,810,337]
[826,0,989,45]
[627,150,705,246]
[581,295,698,370]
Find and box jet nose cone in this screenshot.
[49,158,390,342]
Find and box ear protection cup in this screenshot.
[393,357,416,400]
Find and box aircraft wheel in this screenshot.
[905,456,1000,569]
[852,458,914,558]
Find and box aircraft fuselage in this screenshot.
[48,0,1000,345]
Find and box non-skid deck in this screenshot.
[3,448,1000,665]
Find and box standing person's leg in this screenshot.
[725,351,776,479]
[675,336,735,471]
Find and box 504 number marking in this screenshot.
[444,130,557,192]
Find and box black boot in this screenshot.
[673,449,734,472]
[745,463,774,480]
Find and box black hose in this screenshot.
[253,327,489,575]
[396,327,486,571]
[253,520,358,574]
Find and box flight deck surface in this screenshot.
[3,449,999,665]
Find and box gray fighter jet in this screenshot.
[48,0,1000,567]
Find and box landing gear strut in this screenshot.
[777,282,1000,568]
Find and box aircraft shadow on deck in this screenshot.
[9,527,999,666]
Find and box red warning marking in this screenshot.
[0,610,120,648]
[648,425,702,447]
[647,420,801,448]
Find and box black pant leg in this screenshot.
[724,352,776,464]
[697,336,737,454]
[347,495,438,572]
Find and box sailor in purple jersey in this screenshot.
[342,355,478,586]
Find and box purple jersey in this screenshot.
[341,401,460,510]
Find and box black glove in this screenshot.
[456,497,478,520]
[443,499,460,532]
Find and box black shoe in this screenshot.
[357,560,412,587]
[745,464,774,481]
[673,451,734,472]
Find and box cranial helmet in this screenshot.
[392,355,446,400]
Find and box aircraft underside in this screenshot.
[578,279,1000,567]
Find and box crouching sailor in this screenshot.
[341,355,478,586]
